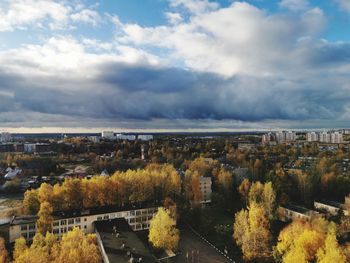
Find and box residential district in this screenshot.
[0,130,349,263]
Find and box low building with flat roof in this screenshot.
[278,204,319,222]
[9,203,161,243]
[314,200,349,216]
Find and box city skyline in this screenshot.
[1,0,350,131]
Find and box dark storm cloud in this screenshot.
[0,58,348,128]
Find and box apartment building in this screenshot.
[199,176,212,204]
[9,204,160,243]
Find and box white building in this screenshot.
[9,205,160,243]
[0,132,12,143]
[199,176,212,204]
[319,132,330,143]
[307,131,343,144]
[101,131,115,140]
[307,132,318,142]
[116,134,136,141]
[137,135,154,141]
[331,132,343,144]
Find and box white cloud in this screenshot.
[338,0,350,12]
[117,2,326,77]
[279,0,309,12]
[165,12,183,24]
[169,0,219,14]
[71,9,102,27]
[0,0,70,31]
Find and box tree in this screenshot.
[316,224,346,263]
[149,208,179,251]
[233,202,272,261]
[54,228,101,263]
[0,238,8,263]
[238,179,251,206]
[23,189,40,215]
[262,182,276,219]
[13,237,27,261]
[37,201,53,235]
[275,218,328,263]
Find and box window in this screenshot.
[21,225,28,231]
[75,218,81,223]
[130,211,135,216]
[28,224,35,230]
[68,226,73,231]
[53,221,59,227]
[53,229,59,234]
[28,232,36,238]
[84,218,87,222]
[60,220,67,225]
[84,225,87,229]
[97,216,102,221]
[136,211,141,216]
[130,218,136,223]
[103,215,109,220]
[61,227,67,233]
[68,219,74,225]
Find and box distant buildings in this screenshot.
[0,132,12,143]
[116,134,136,141]
[23,143,51,154]
[137,135,154,141]
[101,131,153,141]
[262,131,296,145]
[306,131,343,144]
[101,131,115,140]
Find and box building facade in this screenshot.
[199,176,212,204]
[9,205,160,243]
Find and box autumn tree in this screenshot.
[22,189,40,215]
[233,202,272,261]
[13,237,28,261]
[238,179,251,206]
[275,218,328,263]
[0,238,8,263]
[37,201,53,235]
[316,223,346,263]
[54,228,101,263]
[149,208,179,251]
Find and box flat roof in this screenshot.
[315,199,343,208]
[53,202,160,220]
[283,204,313,215]
[10,202,161,225]
[94,218,156,263]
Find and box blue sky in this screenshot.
[1,0,350,131]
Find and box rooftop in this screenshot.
[94,218,156,263]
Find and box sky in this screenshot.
[1,0,350,132]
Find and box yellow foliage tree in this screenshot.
[149,208,179,251]
[233,202,272,261]
[276,218,328,263]
[53,228,101,263]
[22,189,40,215]
[0,238,8,263]
[316,224,346,263]
[37,201,53,235]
